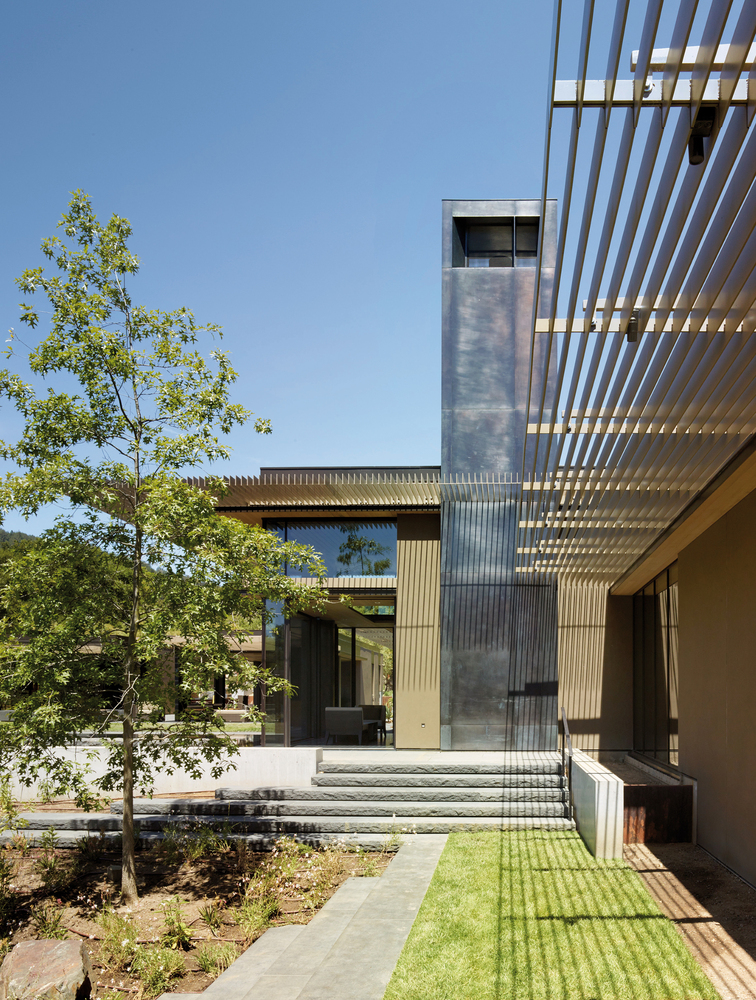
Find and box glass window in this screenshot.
[269,520,397,578]
[262,601,286,745]
[337,628,354,706]
[466,222,513,267]
[459,218,539,268]
[633,564,679,767]
[515,219,539,266]
[289,614,336,745]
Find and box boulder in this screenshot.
[0,940,93,1000]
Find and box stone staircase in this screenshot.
[8,752,574,848]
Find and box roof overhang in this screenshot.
[188,472,441,511]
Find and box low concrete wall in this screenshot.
[9,747,323,800]
[571,749,624,859]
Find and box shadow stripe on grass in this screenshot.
[383,830,720,1000]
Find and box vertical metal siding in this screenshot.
[395,530,441,748]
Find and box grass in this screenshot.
[384,831,720,1000]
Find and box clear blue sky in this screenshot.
[0,0,558,531]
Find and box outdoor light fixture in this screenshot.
[688,107,717,165]
[626,309,640,343]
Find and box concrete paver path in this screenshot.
[160,833,447,1000]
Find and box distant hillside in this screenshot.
[0,529,36,547]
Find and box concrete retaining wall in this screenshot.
[8,747,323,800]
[571,749,623,858]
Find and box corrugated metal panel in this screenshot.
[440,501,558,750]
[396,539,440,692]
[395,530,441,749]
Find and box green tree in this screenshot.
[0,192,326,902]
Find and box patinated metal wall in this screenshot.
[440,199,558,751]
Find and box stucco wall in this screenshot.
[395,513,441,748]
[558,580,633,751]
[678,488,756,886]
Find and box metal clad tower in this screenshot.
[440,199,559,750]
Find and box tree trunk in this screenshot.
[121,518,142,904]
[121,697,138,904]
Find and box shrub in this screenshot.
[160,897,191,950]
[30,900,66,939]
[233,890,279,940]
[195,941,239,976]
[99,909,139,970]
[156,821,232,864]
[9,832,29,855]
[0,776,27,836]
[131,945,185,998]
[76,834,106,861]
[0,854,15,931]
[198,897,225,934]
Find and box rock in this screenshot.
[0,940,93,1000]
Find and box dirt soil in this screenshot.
[0,833,393,998]
[626,843,756,1000]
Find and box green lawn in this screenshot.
[384,831,719,1000]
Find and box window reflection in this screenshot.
[633,564,679,766]
[266,520,397,578]
[262,601,286,745]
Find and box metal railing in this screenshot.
[560,706,574,821]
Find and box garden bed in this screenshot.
[0,826,392,998]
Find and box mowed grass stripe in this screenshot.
[384,830,719,1000]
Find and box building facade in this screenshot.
[208,196,756,891]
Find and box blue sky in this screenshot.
[0,0,558,531]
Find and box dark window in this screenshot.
[633,563,678,767]
[455,217,540,268]
[515,219,539,265]
[466,223,513,267]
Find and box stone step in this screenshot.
[18,796,569,830]
[17,813,121,831]
[200,785,567,807]
[135,814,574,834]
[11,812,575,835]
[0,828,407,851]
[131,800,567,825]
[317,760,562,775]
[0,829,124,847]
[309,772,565,788]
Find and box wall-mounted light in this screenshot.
[689,107,717,166]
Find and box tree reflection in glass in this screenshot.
[337,526,391,576]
